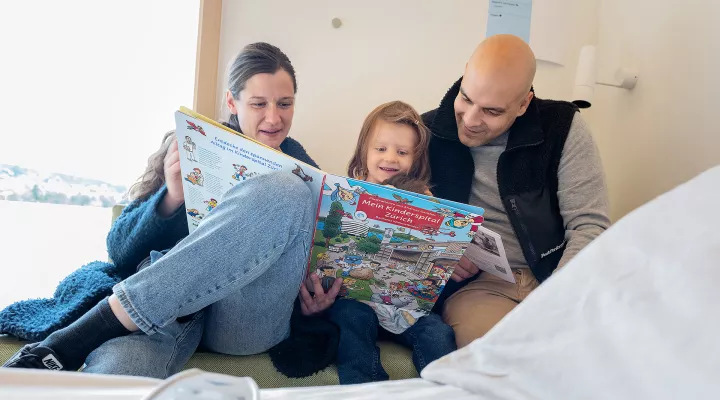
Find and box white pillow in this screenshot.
[422,166,720,400]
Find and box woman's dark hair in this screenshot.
[128,42,296,201]
[227,42,297,131]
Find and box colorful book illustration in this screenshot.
[174,107,511,332]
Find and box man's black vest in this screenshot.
[422,78,578,302]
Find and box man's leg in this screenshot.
[82,311,204,378]
[325,299,389,384]
[396,313,457,373]
[442,272,521,348]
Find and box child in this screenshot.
[326,101,457,384]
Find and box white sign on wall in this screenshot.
[486,0,571,66]
[486,0,533,43]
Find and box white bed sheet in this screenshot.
[421,165,720,399]
[261,378,477,400]
[0,369,476,400]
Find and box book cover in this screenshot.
[308,174,485,333]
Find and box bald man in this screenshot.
[424,35,611,348]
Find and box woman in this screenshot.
[3,42,341,377]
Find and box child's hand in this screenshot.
[299,274,343,316]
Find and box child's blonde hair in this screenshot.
[347,101,431,185]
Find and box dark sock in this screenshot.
[40,297,131,370]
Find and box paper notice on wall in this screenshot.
[463,226,515,283]
[486,0,533,43]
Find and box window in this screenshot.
[0,1,200,308]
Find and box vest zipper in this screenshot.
[508,197,538,262]
[498,140,543,268]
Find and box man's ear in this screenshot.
[516,91,534,117]
[225,90,238,114]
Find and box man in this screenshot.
[424,34,611,347]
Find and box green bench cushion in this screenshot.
[0,335,416,388]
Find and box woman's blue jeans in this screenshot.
[82,172,316,378]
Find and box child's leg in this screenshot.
[325,299,389,384]
[397,312,457,374]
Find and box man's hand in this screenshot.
[299,274,343,316]
[451,256,479,282]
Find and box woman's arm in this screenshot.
[106,185,189,271]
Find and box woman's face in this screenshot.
[226,69,295,150]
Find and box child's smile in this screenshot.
[365,120,417,184]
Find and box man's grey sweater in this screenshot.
[469,113,611,271]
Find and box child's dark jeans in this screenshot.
[325,298,457,384]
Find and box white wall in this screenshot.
[585,0,720,220]
[216,0,600,177]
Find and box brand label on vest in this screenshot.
[540,240,566,259]
[42,354,64,370]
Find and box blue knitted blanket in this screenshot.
[0,261,122,341]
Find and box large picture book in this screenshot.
[174,107,512,332]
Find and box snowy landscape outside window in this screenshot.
[0,1,199,308]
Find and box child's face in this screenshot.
[364,120,417,184]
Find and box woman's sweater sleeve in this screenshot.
[106,185,189,271]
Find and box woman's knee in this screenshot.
[226,172,311,203]
[221,172,314,222]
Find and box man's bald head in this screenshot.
[469,34,536,97]
[454,35,537,147]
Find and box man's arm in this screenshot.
[555,113,611,271]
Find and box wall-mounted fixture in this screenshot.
[572,45,638,109]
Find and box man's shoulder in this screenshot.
[421,108,438,128]
[530,97,580,143]
[534,98,579,117]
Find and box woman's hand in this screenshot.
[158,137,185,217]
[299,274,343,316]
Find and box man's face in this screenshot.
[454,67,533,147]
